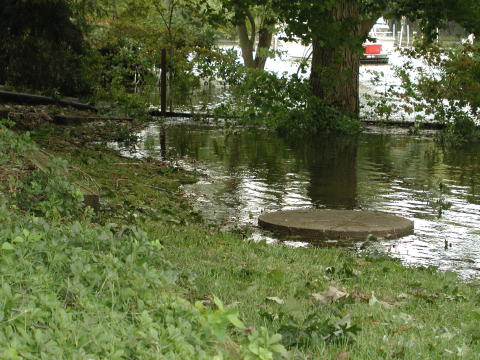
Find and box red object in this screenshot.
[363,44,382,54]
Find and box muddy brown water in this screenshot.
[118,123,480,277]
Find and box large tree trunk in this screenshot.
[237,22,255,68]
[310,2,376,118]
[254,28,273,69]
[311,40,360,118]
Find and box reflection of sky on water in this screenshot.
[118,124,480,278]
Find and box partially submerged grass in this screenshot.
[2,118,480,359]
[30,123,199,225]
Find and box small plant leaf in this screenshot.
[266,296,285,304]
[2,242,15,250]
[226,313,245,329]
[270,343,287,355]
[12,236,24,243]
[213,296,224,310]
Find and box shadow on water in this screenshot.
[125,123,480,277]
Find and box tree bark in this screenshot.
[236,7,272,70]
[254,28,273,69]
[310,2,377,118]
[311,40,360,118]
[237,22,255,68]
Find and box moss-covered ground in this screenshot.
[2,116,480,359]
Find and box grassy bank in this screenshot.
[2,117,480,359]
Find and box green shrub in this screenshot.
[0,0,92,96]
[216,70,361,137]
[0,125,288,359]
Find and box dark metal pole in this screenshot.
[160,49,167,116]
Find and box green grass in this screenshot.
[2,119,480,359]
[154,223,480,359]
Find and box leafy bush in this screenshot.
[364,42,480,142]
[0,125,288,359]
[0,0,92,95]
[216,70,361,137]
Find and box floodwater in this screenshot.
[126,123,480,277]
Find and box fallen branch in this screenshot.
[0,90,97,112]
[142,183,171,194]
[113,162,145,166]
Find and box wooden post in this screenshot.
[160,49,167,116]
[169,48,174,112]
[159,127,167,160]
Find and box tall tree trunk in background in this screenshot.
[236,7,272,70]
[237,21,255,68]
[254,28,273,69]
[310,2,376,118]
[311,40,360,118]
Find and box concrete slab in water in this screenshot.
[258,209,414,240]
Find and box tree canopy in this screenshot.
[268,0,480,117]
[0,0,88,94]
[2,0,480,123]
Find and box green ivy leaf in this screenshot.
[12,236,24,243]
[2,242,15,250]
[226,312,245,329]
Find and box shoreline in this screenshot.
[1,108,480,358]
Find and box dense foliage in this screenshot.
[365,42,480,141]
[0,122,289,359]
[2,0,480,136]
[0,0,91,95]
[216,69,361,136]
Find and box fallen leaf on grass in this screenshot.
[369,292,395,308]
[313,286,399,308]
[392,312,414,324]
[266,296,285,304]
[312,285,348,303]
[336,351,350,359]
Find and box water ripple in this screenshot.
[125,123,480,278]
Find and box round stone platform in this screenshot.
[258,209,414,240]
